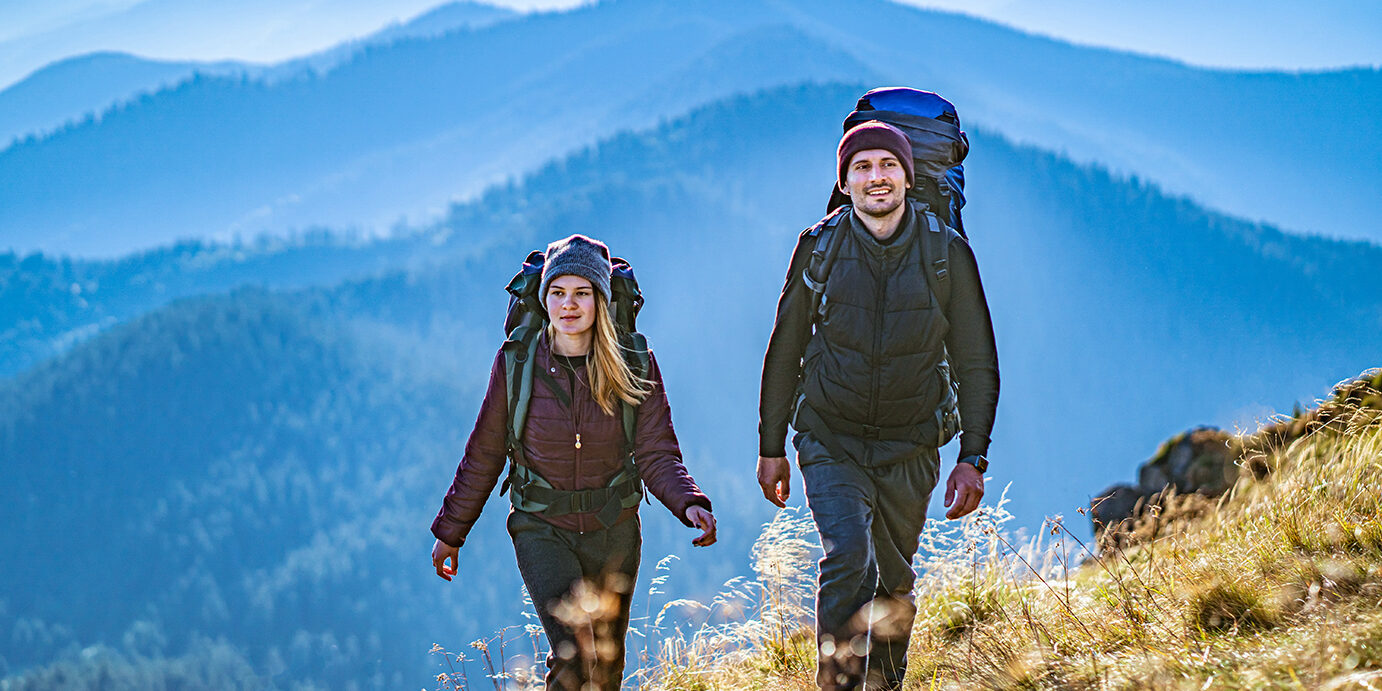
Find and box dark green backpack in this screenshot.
[497,250,650,527]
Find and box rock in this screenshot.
[1092,426,1236,542]
[1137,463,1170,495]
[1140,427,1235,496]
[1089,483,1148,535]
[1093,369,1382,548]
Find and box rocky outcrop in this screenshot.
[1090,427,1236,545]
[1091,369,1382,549]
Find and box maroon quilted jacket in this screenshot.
[431,334,712,547]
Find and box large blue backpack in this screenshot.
[826,87,969,237]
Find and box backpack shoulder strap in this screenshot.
[502,323,542,465]
[803,206,851,319]
[915,202,960,311]
[620,332,652,504]
[911,202,965,446]
[620,331,651,450]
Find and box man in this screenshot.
[757,120,999,690]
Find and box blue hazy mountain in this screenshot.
[0,52,249,147]
[262,0,520,85]
[2,0,1378,258]
[0,233,447,378]
[361,0,518,44]
[0,0,462,91]
[0,1,519,148]
[0,3,872,256]
[3,82,1380,686]
[0,287,479,688]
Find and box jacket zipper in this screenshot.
[566,353,584,531]
[869,242,886,426]
[868,243,888,467]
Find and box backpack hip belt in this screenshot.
[506,459,643,529]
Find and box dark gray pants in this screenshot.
[795,433,940,691]
[507,510,640,691]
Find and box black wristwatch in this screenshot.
[958,455,989,473]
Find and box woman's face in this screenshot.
[545,275,597,338]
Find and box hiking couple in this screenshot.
[430,87,999,691]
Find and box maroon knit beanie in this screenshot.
[837,120,914,189]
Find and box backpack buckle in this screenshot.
[571,489,604,514]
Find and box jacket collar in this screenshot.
[848,202,917,257]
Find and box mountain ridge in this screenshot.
[2,0,1377,256]
[0,1,520,147]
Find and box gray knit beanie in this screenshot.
[540,234,613,304]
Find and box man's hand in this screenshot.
[757,456,791,508]
[687,505,718,547]
[943,462,985,519]
[432,539,459,581]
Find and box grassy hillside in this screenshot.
[618,369,1382,689]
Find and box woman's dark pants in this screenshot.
[508,510,641,691]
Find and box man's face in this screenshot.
[841,148,910,218]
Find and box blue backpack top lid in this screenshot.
[845,87,968,181]
[853,87,958,124]
[833,87,968,233]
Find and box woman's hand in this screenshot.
[432,539,459,581]
[686,505,717,547]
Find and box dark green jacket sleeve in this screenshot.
[758,232,816,458]
[943,235,1000,460]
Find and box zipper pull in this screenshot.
[575,433,582,450]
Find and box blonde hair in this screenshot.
[549,297,653,417]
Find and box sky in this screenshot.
[905,0,1382,71]
[1,0,1379,91]
[0,0,595,90]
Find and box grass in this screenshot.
[437,369,1382,690]
[430,508,823,690]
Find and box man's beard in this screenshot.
[855,186,904,217]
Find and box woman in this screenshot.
[430,234,716,691]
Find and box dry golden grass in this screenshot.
[436,370,1382,690]
[635,369,1382,690]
